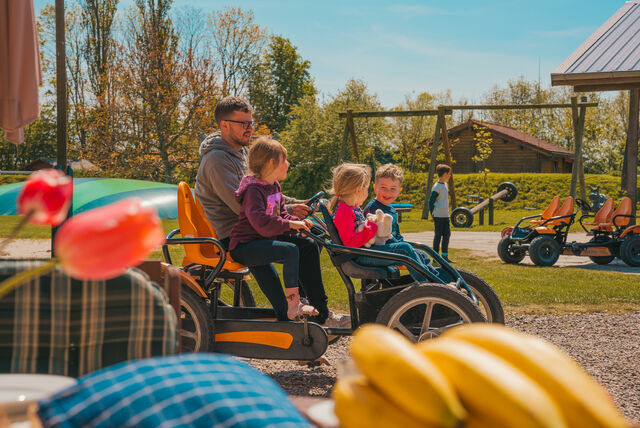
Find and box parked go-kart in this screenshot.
[498,195,640,267]
[162,183,504,361]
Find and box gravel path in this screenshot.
[247,311,640,423]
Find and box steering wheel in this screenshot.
[306,191,325,212]
[575,198,590,212]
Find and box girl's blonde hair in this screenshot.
[248,136,287,179]
[328,163,372,213]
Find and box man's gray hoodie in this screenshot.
[195,132,302,241]
[195,132,248,240]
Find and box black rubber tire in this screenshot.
[587,237,615,265]
[375,283,485,343]
[620,236,640,267]
[217,280,256,307]
[180,286,214,353]
[497,182,518,202]
[451,207,473,228]
[529,235,561,267]
[456,269,505,324]
[497,237,526,264]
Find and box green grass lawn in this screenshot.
[4,215,637,314]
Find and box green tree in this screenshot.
[248,36,316,133]
[280,79,391,197]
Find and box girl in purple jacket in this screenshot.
[229,137,322,321]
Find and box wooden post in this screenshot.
[624,88,639,222]
[577,97,587,201]
[346,110,359,163]
[340,121,349,161]
[55,0,67,172]
[569,97,581,198]
[422,118,442,219]
[437,107,457,209]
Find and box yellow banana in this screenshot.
[443,323,628,428]
[332,375,427,428]
[350,325,466,427]
[418,337,568,428]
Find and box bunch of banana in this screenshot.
[333,324,466,428]
[331,324,629,428]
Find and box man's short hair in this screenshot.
[214,96,254,125]
[375,163,404,184]
[436,164,451,177]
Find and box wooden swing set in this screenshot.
[339,97,598,219]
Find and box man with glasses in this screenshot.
[195,96,349,330]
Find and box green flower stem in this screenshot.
[0,259,58,300]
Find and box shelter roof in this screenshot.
[447,120,575,158]
[551,1,640,91]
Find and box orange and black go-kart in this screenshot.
[498,195,640,267]
[161,183,503,361]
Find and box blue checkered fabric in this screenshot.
[37,354,311,428]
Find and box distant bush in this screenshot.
[0,174,28,185]
[401,172,636,210]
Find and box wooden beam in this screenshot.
[437,107,457,209]
[574,82,640,92]
[338,109,449,118]
[577,100,587,201]
[345,110,359,163]
[422,118,442,219]
[340,121,348,161]
[624,88,639,222]
[440,102,597,110]
[569,97,585,198]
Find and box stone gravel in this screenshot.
[247,311,640,423]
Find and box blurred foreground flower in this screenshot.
[0,169,72,254]
[0,198,164,298]
[55,198,165,280]
[18,168,73,226]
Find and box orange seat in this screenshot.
[530,196,560,225]
[582,198,614,232]
[544,197,574,226]
[610,197,632,229]
[177,182,247,272]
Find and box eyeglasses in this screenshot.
[223,119,257,130]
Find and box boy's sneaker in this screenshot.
[322,311,351,329]
[443,256,455,263]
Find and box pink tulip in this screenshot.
[54,198,165,280]
[17,169,73,226]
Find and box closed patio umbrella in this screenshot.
[0,0,42,144]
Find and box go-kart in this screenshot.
[162,183,504,361]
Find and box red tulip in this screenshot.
[53,198,165,280]
[18,169,73,226]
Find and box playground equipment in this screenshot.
[450,182,518,228]
[498,196,640,267]
[162,184,504,358]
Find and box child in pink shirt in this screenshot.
[329,163,432,283]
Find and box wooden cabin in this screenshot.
[444,120,574,173]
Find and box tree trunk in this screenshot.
[623,88,639,223]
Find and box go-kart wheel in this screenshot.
[180,286,214,353]
[451,207,473,228]
[497,236,526,264]
[497,182,518,202]
[587,237,615,265]
[456,269,505,324]
[529,235,561,267]
[375,283,485,343]
[620,235,640,267]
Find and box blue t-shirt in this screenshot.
[363,198,403,243]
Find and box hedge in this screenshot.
[401,172,638,211]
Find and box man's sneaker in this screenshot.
[322,311,351,329]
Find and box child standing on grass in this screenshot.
[229,137,324,321]
[364,163,438,272]
[429,164,453,263]
[329,163,434,283]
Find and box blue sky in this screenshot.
[34,0,622,108]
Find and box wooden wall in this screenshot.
[447,127,573,173]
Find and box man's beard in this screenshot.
[230,134,251,147]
